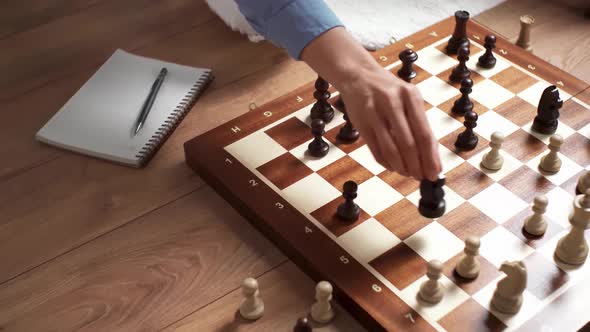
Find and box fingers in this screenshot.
[400,85,442,181]
[361,116,409,177]
[381,92,423,180]
[378,126,408,176]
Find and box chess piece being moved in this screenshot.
[539,134,563,174]
[515,15,534,52]
[310,76,334,123]
[532,85,563,135]
[454,110,478,150]
[455,236,480,279]
[398,48,418,82]
[491,261,527,314]
[294,317,312,332]
[451,77,473,115]
[481,131,505,171]
[478,35,497,69]
[446,10,470,54]
[311,281,335,323]
[239,277,264,320]
[555,189,590,265]
[337,181,360,222]
[308,119,329,157]
[419,260,444,304]
[577,170,590,195]
[418,177,446,218]
[450,46,471,83]
[523,195,548,236]
[337,112,359,143]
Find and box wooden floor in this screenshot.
[0,1,589,331]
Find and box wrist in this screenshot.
[301,27,381,90]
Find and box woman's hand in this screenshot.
[338,65,441,181]
[301,27,441,181]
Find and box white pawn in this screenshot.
[311,281,335,323]
[455,236,480,279]
[239,277,264,320]
[481,131,504,170]
[555,189,590,265]
[577,170,590,195]
[418,260,444,304]
[539,134,563,174]
[524,195,549,236]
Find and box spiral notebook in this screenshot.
[36,49,212,167]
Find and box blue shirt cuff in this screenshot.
[238,1,343,59]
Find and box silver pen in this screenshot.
[133,67,167,136]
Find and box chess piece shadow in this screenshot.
[217,310,257,332]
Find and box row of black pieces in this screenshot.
[336,178,446,221]
[308,77,359,158]
[398,36,497,84]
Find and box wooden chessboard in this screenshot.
[184,17,590,332]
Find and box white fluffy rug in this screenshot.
[206,0,507,50]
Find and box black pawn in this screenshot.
[446,10,470,54]
[450,46,471,83]
[308,119,329,157]
[478,35,497,69]
[532,85,563,135]
[451,78,474,115]
[418,177,446,219]
[337,112,359,143]
[294,317,312,332]
[310,76,334,123]
[455,110,479,150]
[398,48,418,82]
[337,181,360,222]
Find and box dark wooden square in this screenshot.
[257,153,313,190]
[523,251,570,300]
[378,170,420,196]
[436,67,485,89]
[445,163,494,200]
[435,41,483,59]
[490,66,538,94]
[499,166,555,202]
[560,169,585,194]
[503,129,546,163]
[494,96,537,127]
[374,199,432,240]
[317,155,373,192]
[390,63,432,85]
[558,99,590,131]
[324,123,366,154]
[438,202,498,241]
[311,197,370,237]
[437,96,488,120]
[442,252,502,295]
[439,129,489,160]
[561,133,590,166]
[503,208,564,249]
[370,243,427,289]
[264,117,311,150]
[438,299,507,332]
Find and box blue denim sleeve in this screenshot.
[235,0,343,59]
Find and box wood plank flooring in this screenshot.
[0,1,589,331]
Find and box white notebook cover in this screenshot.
[36,49,212,167]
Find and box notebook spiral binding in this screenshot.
[135,71,213,166]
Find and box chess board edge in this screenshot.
[184,16,590,332]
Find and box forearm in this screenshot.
[300,27,381,92]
